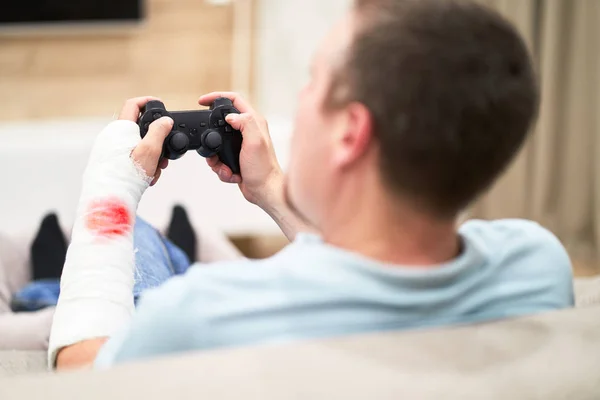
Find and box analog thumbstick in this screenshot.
[204,130,222,151]
[169,132,189,153]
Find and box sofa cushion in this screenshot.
[574,276,600,306]
[0,232,56,351]
[0,308,54,352]
[1,305,598,399]
[0,351,47,377]
[0,232,31,313]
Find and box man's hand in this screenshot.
[198,92,284,210]
[118,96,173,186]
[56,338,108,370]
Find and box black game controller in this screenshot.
[138,98,243,174]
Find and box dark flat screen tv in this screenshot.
[1,1,143,26]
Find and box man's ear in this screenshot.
[332,102,375,169]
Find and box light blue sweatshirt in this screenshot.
[96,219,574,367]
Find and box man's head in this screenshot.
[286,0,539,229]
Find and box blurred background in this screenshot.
[0,0,598,274]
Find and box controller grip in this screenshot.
[219,132,243,175]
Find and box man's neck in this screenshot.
[320,187,460,267]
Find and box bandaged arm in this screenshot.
[48,119,152,369]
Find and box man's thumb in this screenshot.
[144,117,174,147]
[225,113,243,130]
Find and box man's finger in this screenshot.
[198,92,254,114]
[207,156,241,184]
[159,158,169,170]
[134,117,173,167]
[144,117,173,149]
[216,165,242,184]
[224,114,243,131]
[225,113,261,148]
[217,164,233,182]
[118,96,160,122]
[206,156,221,168]
[150,169,162,186]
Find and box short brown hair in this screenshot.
[330,0,539,217]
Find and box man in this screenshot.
[50,0,574,370]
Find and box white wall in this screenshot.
[254,0,353,119]
[0,1,354,238]
[0,118,292,237]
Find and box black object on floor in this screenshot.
[167,205,197,263]
[31,213,67,280]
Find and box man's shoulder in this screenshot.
[460,217,552,235]
[461,218,573,288]
[460,218,567,255]
[457,219,574,310]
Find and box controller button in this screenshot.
[144,122,150,130]
[225,126,232,133]
[200,122,207,127]
[153,113,162,120]
[218,119,225,127]
[204,130,222,151]
[169,132,189,152]
[179,123,187,129]
[191,128,198,135]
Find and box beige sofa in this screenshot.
[0,224,242,351]
[1,228,599,398]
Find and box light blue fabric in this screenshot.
[130,217,191,299]
[95,219,574,368]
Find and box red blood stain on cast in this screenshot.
[86,198,132,238]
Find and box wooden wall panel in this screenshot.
[0,0,236,121]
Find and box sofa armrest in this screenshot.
[0,308,54,351]
[187,224,243,263]
[574,276,600,307]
